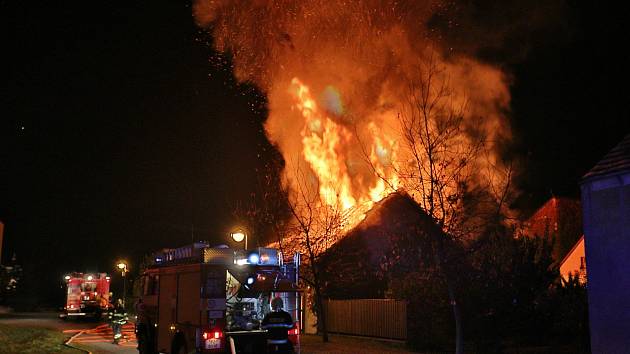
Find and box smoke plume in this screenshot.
[194,0,517,229]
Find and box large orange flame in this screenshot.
[289,77,400,230]
[194,0,512,248]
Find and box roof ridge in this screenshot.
[583,133,630,180]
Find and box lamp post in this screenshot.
[116,261,128,308]
[230,228,247,250]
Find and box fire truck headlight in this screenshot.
[246,276,255,285]
[87,275,93,281]
[64,275,71,281]
[248,253,259,264]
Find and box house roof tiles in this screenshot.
[583,133,630,181]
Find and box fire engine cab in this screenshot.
[138,242,302,354]
[61,272,111,320]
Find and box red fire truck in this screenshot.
[61,272,112,320]
[138,242,302,354]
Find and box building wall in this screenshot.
[581,171,630,354]
[559,236,586,283]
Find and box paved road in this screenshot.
[0,312,137,354]
[67,322,137,354]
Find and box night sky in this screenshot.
[2,0,629,305]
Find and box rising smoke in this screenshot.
[194,0,520,227]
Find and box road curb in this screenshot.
[64,330,92,354]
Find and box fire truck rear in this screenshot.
[138,242,302,354]
[61,272,111,320]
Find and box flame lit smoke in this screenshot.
[194,0,511,234]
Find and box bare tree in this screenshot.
[401,59,473,354]
[400,57,518,354]
[230,154,347,343]
[284,161,348,343]
[354,56,512,354]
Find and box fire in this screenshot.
[194,0,512,246]
[292,78,356,210]
[289,77,399,229]
[367,121,400,201]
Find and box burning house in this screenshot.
[194,3,516,348]
[193,1,512,236]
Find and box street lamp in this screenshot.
[117,261,127,275]
[230,228,248,250]
[116,261,128,308]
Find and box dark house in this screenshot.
[319,192,444,299]
[580,133,630,354]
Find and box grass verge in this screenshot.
[0,324,82,354]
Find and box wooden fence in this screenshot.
[323,299,407,340]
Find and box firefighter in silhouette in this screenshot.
[261,297,295,354]
[108,298,128,344]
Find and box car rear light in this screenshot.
[202,329,224,350]
[203,330,223,340]
[289,321,300,336]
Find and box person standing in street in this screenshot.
[109,298,127,344]
[262,297,295,354]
